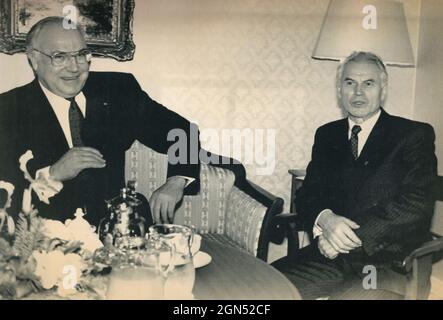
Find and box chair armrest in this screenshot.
[402,237,443,272]
[288,169,306,178]
[273,212,298,223]
[238,179,283,208]
[247,180,280,203]
[268,213,299,245]
[268,212,303,259]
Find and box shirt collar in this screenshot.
[38,81,86,113]
[348,109,381,134]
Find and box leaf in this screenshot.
[0,284,16,300]
[0,264,16,289]
[15,256,37,280]
[29,278,44,292]
[46,238,65,252]
[0,238,13,259]
[14,280,37,299]
[62,241,83,255]
[12,214,45,261]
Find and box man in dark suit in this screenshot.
[272,52,438,299]
[0,17,200,227]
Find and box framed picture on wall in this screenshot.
[0,0,135,61]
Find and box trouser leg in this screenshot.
[271,244,346,300]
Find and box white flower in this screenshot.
[19,151,34,183]
[33,250,65,289]
[42,209,103,254]
[22,188,33,214]
[32,250,85,295]
[0,181,15,235]
[6,216,15,235]
[57,253,86,297]
[42,220,73,242]
[64,209,103,253]
[0,181,14,209]
[18,150,54,205]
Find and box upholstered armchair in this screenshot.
[125,142,284,262]
[271,169,443,300]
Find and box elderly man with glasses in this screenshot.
[0,16,200,227]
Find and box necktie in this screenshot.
[67,97,84,147]
[350,125,362,160]
[67,97,93,214]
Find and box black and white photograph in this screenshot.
[0,0,442,306]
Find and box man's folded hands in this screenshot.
[317,210,362,256]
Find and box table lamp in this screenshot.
[312,0,415,67]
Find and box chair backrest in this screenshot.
[125,142,237,233]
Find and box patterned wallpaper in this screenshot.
[112,0,419,211]
[129,0,341,212]
[0,0,420,212]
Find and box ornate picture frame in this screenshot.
[0,0,135,61]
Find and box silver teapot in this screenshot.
[98,181,153,248]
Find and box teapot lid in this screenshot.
[106,184,142,210]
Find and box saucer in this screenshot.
[171,251,212,268]
[193,251,212,269]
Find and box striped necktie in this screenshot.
[350,125,362,160]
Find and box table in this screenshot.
[24,237,301,300]
[194,237,301,300]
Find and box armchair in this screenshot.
[125,142,284,261]
[270,169,443,300]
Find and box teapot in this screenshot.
[98,181,153,247]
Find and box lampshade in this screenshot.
[312,0,415,67]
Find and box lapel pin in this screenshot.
[364,161,369,166]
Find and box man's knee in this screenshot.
[271,252,346,300]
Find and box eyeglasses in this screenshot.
[32,48,92,67]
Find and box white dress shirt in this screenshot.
[40,83,86,149]
[313,110,382,237]
[347,110,381,157]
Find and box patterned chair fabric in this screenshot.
[125,141,269,257]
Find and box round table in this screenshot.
[23,237,301,300]
[193,238,301,300]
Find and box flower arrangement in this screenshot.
[0,151,105,300]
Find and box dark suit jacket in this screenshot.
[0,72,200,226]
[296,109,438,264]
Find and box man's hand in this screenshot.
[150,176,186,224]
[49,147,106,182]
[318,235,339,259]
[317,210,362,254]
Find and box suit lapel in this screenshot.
[81,75,110,149]
[331,119,351,159]
[24,79,70,166]
[333,119,358,203]
[356,109,390,168]
[350,109,393,209]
